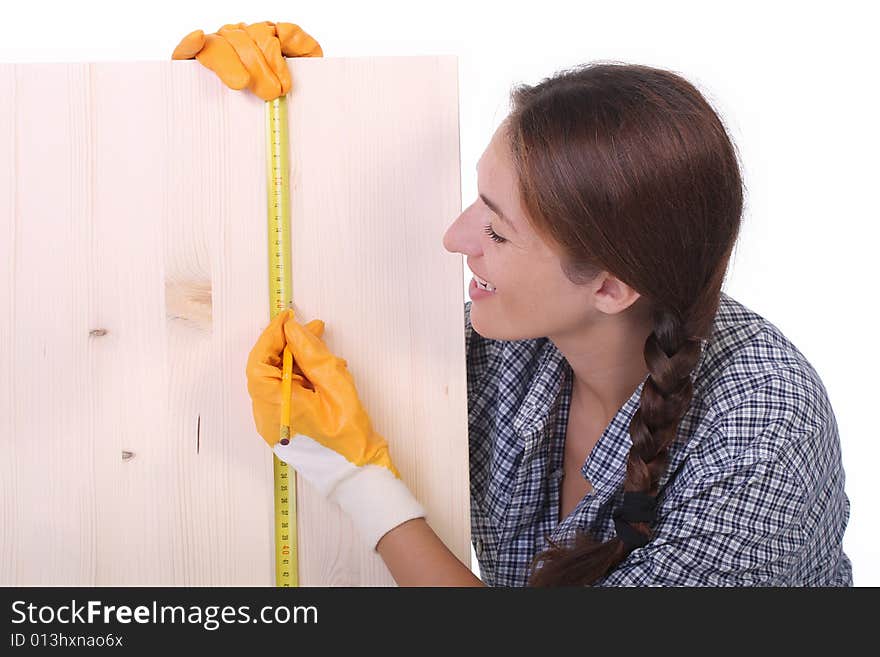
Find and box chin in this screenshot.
[471,309,542,342]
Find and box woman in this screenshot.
[178,22,853,586]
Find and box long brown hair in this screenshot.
[506,61,744,586]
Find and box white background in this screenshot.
[3,0,876,586]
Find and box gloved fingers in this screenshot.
[253,393,322,448]
[276,22,323,57]
[281,314,341,380]
[281,318,365,409]
[291,371,315,391]
[251,398,281,446]
[281,311,328,347]
[171,29,206,60]
[241,22,282,59]
[218,23,281,101]
[194,33,250,90]
[172,21,321,100]
[303,318,325,339]
[246,311,325,380]
[249,363,321,447]
[250,310,322,352]
[247,363,316,406]
[265,38,292,96]
[246,360,282,408]
[245,21,293,96]
[246,310,292,383]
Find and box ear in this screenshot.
[594,273,642,314]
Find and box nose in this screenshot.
[443,200,483,255]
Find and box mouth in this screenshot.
[473,274,496,293]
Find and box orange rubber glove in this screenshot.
[171,21,322,101]
[245,310,426,550]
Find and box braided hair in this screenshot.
[501,62,743,586]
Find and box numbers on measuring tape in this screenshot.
[269,96,296,587]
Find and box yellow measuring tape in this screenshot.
[265,95,297,587]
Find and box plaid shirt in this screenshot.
[466,292,853,586]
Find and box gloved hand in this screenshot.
[245,309,426,550]
[172,21,322,101]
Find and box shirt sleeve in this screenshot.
[593,370,852,587]
[595,458,808,586]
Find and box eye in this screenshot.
[483,224,506,244]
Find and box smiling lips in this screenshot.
[473,274,496,292]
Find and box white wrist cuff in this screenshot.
[273,435,426,551]
[331,464,427,551]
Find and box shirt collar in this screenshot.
[512,333,711,501]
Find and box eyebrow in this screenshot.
[479,194,518,233]
[475,162,518,234]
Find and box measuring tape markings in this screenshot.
[266,96,297,588]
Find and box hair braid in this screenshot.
[506,61,742,586]
[526,306,702,586]
[631,305,702,493]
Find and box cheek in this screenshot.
[515,267,584,313]
[516,272,547,299]
[509,256,555,294]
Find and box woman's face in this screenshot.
[443,120,595,342]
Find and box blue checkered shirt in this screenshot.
[466,292,853,586]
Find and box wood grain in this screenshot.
[0,56,468,586]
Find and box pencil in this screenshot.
[279,344,293,445]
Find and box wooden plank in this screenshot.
[0,56,467,586]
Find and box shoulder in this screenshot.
[693,292,834,429]
[605,294,852,585]
[669,292,843,499]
